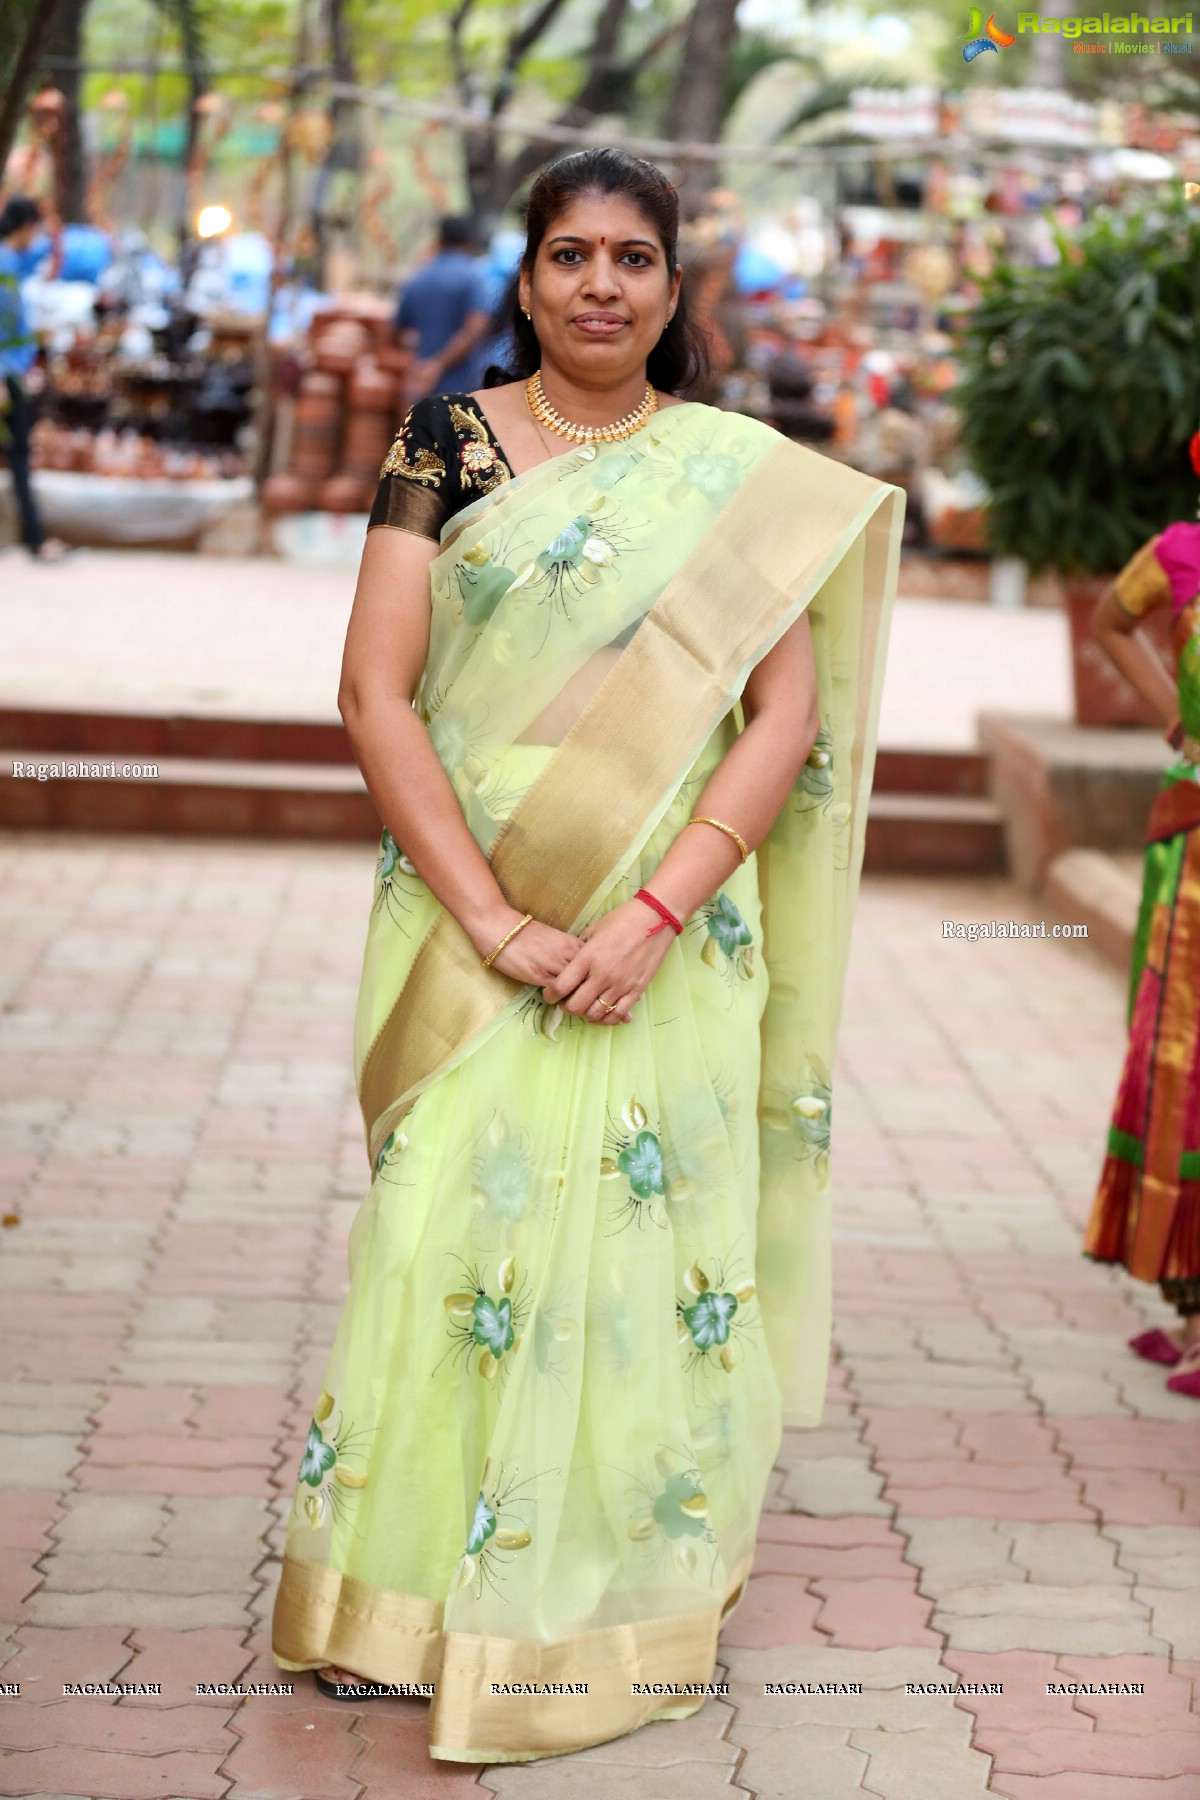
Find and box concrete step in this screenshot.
[3,746,1007,877]
[864,792,1006,875]
[1,750,376,840]
[0,708,991,795]
[1,711,1005,874]
[0,705,353,765]
[874,745,990,798]
[1041,846,1141,974]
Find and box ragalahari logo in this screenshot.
[962,8,1018,55]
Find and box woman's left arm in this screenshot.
[542,610,820,1021]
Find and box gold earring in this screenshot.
[522,307,531,319]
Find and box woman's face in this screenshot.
[519,192,682,386]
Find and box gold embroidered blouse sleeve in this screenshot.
[1113,535,1171,619]
[368,399,453,542]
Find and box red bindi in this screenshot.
[600,236,605,246]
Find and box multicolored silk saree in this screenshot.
[1085,522,1200,1315]
[270,401,904,1761]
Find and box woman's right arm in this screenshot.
[338,526,578,984]
[1089,544,1178,737]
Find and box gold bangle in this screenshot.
[482,912,534,969]
[688,815,749,864]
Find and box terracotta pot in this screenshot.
[1064,575,1175,727]
[348,359,396,410]
[343,456,390,485]
[313,324,371,376]
[343,447,385,466]
[290,419,341,480]
[292,419,341,445]
[294,395,339,426]
[262,473,319,513]
[320,473,373,513]
[344,417,393,456]
[343,462,389,487]
[299,369,341,400]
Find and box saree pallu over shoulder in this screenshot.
[353,402,903,1427]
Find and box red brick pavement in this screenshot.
[0,841,1197,1797]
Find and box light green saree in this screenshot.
[271,400,903,1761]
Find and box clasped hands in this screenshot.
[483,898,674,1026]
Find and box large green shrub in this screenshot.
[955,202,1200,578]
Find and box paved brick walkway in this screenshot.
[0,835,1197,1799]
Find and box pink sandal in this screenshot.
[1166,1346,1200,1397]
[1128,1328,1183,1367]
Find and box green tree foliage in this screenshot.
[65,0,881,242]
[956,201,1200,577]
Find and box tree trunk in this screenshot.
[450,0,574,234]
[307,0,354,282]
[277,0,316,276]
[0,0,63,177]
[666,0,740,214]
[495,0,632,212]
[311,0,361,287]
[447,0,490,233]
[1028,0,1068,86]
[45,0,87,222]
[173,0,211,260]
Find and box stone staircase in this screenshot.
[867,747,1005,874]
[0,707,1006,875]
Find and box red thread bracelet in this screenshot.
[634,887,683,937]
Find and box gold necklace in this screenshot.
[525,369,658,443]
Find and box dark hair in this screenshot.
[438,215,474,250]
[482,147,709,397]
[0,196,42,241]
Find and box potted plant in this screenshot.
[955,200,1200,725]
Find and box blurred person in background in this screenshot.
[677,190,748,407]
[1085,434,1200,1398]
[0,196,70,561]
[394,214,493,403]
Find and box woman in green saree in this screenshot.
[270,149,903,1763]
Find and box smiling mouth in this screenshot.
[572,315,628,330]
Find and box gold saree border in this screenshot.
[272,1547,752,1762]
[359,435,898,1167]
[841,486,904,1001]
[273,1552,445,1684]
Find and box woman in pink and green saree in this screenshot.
[1085,460,1200,1400]
[269,149,903,1763]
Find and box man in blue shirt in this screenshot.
[1,196,69,561]
[394,216,494,401]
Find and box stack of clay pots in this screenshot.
[263,296,406,515]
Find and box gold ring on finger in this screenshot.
[598,1000,616,1014]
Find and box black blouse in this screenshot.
[368,392,515,542]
